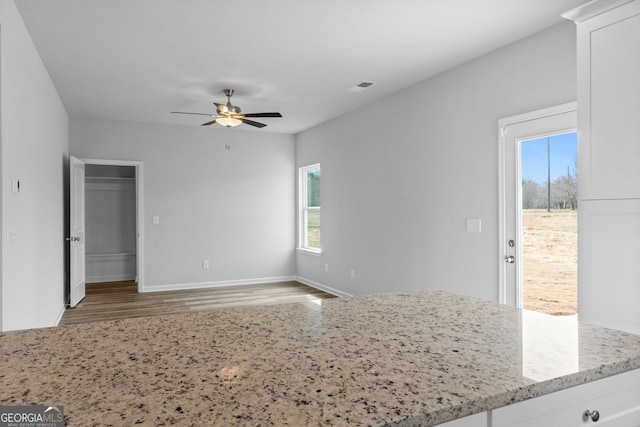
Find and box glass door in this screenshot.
[520,132,577,315]
[499,104,577,315]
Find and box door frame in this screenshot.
[82,158,145,292]
[497,102,577,305]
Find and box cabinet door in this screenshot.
[491,370,640,426]
[579,199,640,335]
[577,1,640,200]
[436,412,486,426]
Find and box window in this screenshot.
[299,164,321,252]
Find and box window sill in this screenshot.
[296,248,322,257]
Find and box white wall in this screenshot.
[0,0,69,330]
[296,22,577,301]
[70,118,296,291]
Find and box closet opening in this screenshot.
[83,160,144,292]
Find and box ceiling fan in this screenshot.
[171,89,282,128]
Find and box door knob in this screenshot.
[505,255,515,264]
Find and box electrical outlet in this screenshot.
[325,263,329,272]
[202,260,210,269]
[466,218,482,233]
[351,269,356,279]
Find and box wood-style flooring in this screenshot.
[59,280,337,326]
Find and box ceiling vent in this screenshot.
[348,81,376,92]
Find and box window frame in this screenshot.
[298,163,321,254]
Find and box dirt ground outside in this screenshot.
[522,209,577,316]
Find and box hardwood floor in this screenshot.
[59,280,337,326]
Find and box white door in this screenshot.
[498,104,576,307]
[69,156,86,307]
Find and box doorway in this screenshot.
[498,103,577,315]
[520,133,577,315]
[85,164,136,283]
[82,159,144,292]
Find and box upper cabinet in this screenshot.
[565,0,640,335]
[564,0,640,200]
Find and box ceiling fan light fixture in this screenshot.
[217,117,242,127]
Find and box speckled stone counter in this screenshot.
[2,289,640,426]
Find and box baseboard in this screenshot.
[87,275,136,283]
[141,275,298,293]
[53,300,67,327]
[296,276,353,298]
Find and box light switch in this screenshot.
[10,178,20,193]
[6,225,16,243]
[466,218,482,233]
[152,216,160,225]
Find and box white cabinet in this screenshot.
[570,0,640,200]
[491,369,640,426]
[564,0,640,335]
[436,412,487,426]
[578,200,640,334]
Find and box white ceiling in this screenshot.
[16,0,588,135]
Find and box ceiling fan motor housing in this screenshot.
[221,89,241,114]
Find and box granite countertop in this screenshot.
[2,289,640,426]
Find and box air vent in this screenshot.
[348,81,376,92]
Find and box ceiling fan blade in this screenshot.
[171,111,213,116]
[243,112,282,118]
[242,118,267,128]
[200,119,217,126]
